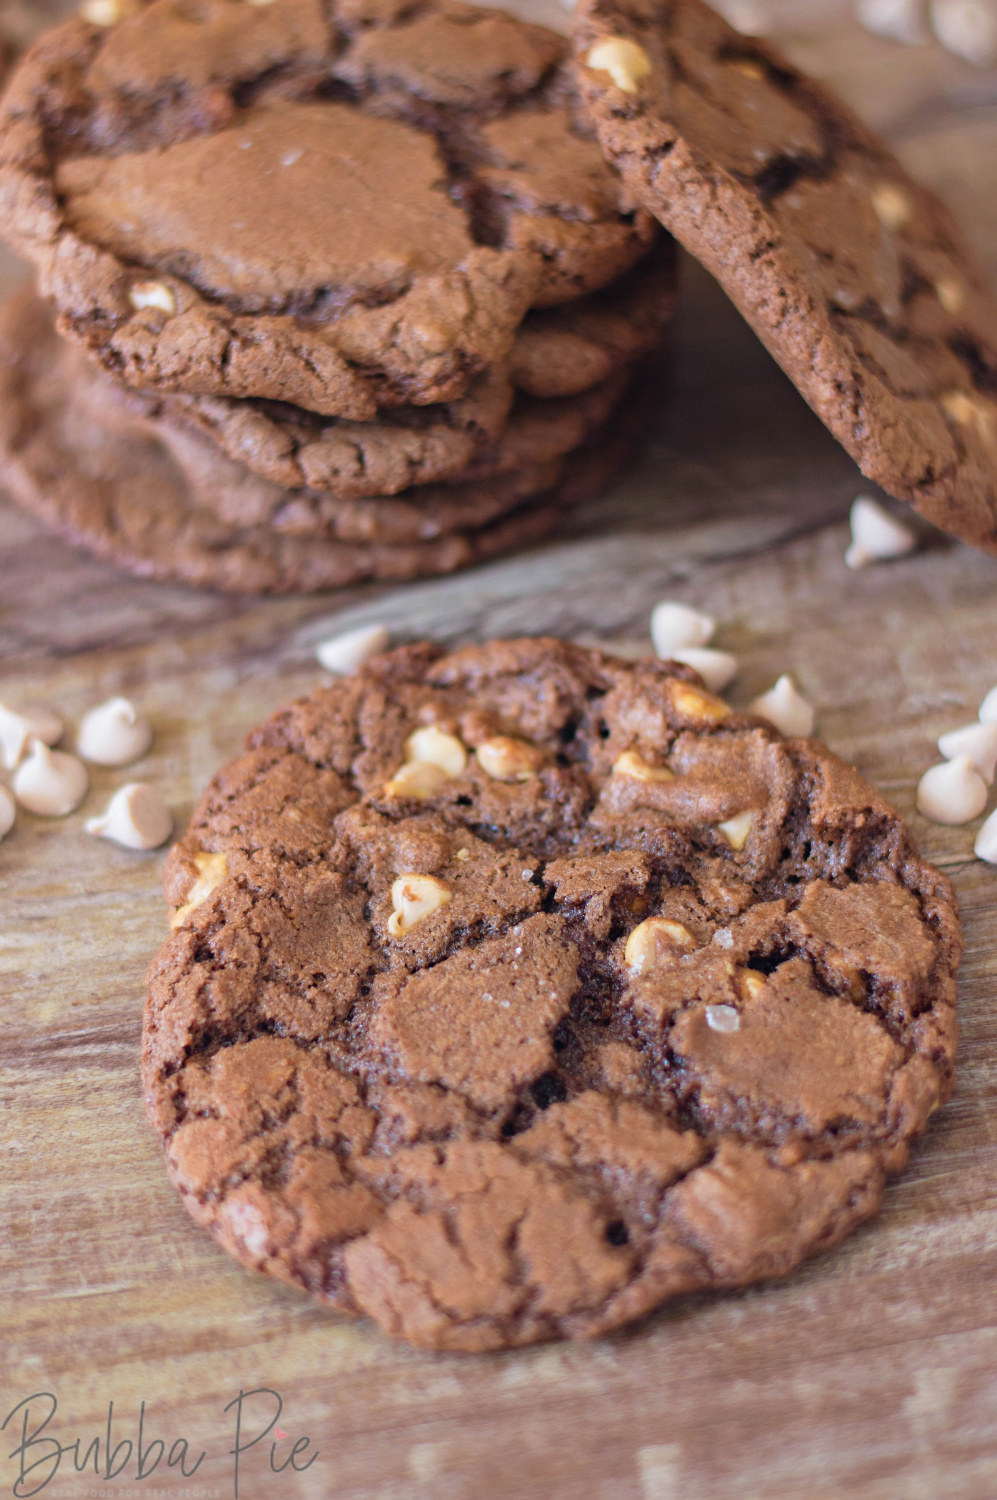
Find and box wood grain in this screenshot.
[2,7,997,1499]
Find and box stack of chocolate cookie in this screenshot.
[0,0,675,593]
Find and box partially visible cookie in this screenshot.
[144,638,960,1350]
[509,234,677,399]
[573,0,997,551]
[153,368,516,501]
[0,288,631,591]
[154,356,639,502]
[156,418,578,545]
[0,0,656,417]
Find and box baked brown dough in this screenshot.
[0,289,631,592]
[143,639,961,1350]
[0,0,656,417]
[150,239,677,495]
[573,0,997,551]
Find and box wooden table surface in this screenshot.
[3,7,997,1499]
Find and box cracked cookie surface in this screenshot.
[573,0,997,552]
[144,638,961,1351]
[0,0,656,417]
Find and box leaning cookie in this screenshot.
[573,0,997,551]
[144,638,960,1352]
[0,0,656,418]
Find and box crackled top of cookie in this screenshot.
[143,639,961,1351]
[573,0,997,553]
[0,0,655,417]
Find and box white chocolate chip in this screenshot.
[0,702,63,771]
[585,35,652,92]
[80,0,139,23]
[930,0,997,64]
[670,647,738,693]
[129,281,177,316]
[749,675,815,737]
[612,750,674,782]
[916,754,988,824]
[315,623,390,675]
[856,0,926,44]
[405,725,467,777]
[730,56,765,77]
[974,806,997,862]
[0,786,14,842]
[12,741,88,817]
[668,679,731,723]
[938,722,997,783]
[388,874,452,936]
[845,496,917,569]
[383,760,451,800]
[871,182,913,232]
[718,810,754,850]
[705,1003,741,1033]
[716,0,772,32]
[979,684,997,723]
[935,275,965,313]
[942,390,977,424]
[86,783,173,851]
[624,917,696,975]
[650,600,716,656]
[736,968,767,1000]
[171,850,228,927]
[77,696,153,766]
[941,390,995,445]
[476,736,544,782]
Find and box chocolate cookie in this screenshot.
[0,0,657,418]
[509,233,677,399]
[159,412,608,545]
[144,638,960,1351]
[154,356,637,503]
[0,289,626,591]
[573,0,997,551]
[150,239,676,495]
